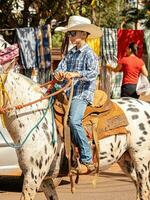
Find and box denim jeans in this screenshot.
[69,98,92,164]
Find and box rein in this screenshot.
[0,98,55,149]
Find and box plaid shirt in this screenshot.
[55,43,99,104]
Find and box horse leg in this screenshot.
[132,152,150,200]
[117,152,137,186]
[117,152,143,200]
[118,151,150,200]
[20,172,45,200]
[41,178,59,200]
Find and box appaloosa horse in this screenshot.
[0,71,150,200]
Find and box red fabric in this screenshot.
[117,29,144,61]
[119,55,144,85]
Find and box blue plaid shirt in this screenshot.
[55,43,99,104]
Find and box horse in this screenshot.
[0,70,150,200]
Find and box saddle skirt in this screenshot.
[53,90,129,140]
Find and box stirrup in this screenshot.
[71,163,96,175]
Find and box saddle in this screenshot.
[53,90,129,140]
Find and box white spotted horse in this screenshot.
[0,71,150,200]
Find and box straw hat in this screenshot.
[55,15,102,38]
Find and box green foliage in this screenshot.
[121,0,150,29]
[1,0,150,41]
[0,0,125,29]
[52,32,64,48]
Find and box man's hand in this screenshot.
[54,72,65,81]
[54,72,80,81]
[64,72,80,79]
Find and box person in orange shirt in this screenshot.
[107,42,148,98]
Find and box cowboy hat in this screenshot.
[55,15,102,38]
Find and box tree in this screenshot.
[121,0,150,29]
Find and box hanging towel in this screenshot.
[117,29,144,61]
[16,27,37,69]
[101,28,117,66]
[87,37,101,56]
[144,29,150,72]
[35,24,51,69]
[101,28,122,99]
[35,24,52,83]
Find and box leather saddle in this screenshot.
[53,90,129,140]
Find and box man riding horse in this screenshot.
[54,15,102,174]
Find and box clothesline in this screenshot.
[0,28,16,31]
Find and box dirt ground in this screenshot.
[0,164,136,200]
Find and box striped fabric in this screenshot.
[101,28,122,99]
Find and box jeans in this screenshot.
[69,98,92,164]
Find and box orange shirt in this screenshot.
[118,55,144,85]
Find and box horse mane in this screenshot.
[8,71,46,95]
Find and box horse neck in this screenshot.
[4,71,44,106]
[3,72,49,142]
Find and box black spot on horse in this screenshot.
[30,157,34,164]
[144,111,150,119]
[100,156,107,159]
[31,170,34,179]
[44,130,51,142]
[143,131,148,135]
[136,99,143,105]
[117,141,121,148]
[128,104,135,107]
[139,123,145,131]
[117,101,125,104]
[44,118,48,125]
[136,141,142,146]
[100,151,107,155]
[19,121,25,128]
[139,137,146,142]
[32,134,35,141]
[132,115,139,120]
[42,122,48,130]
[143,164,148,171]
[122,97,130,101]
[35,160,39,167]
[137,172,143,180]
[39,156,43,169]
[44,145,48,154]
[111,154,114,158]
[114,135,117,142]
[127,108,139,112]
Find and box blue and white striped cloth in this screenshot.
[101,28,122,99]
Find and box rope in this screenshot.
[0,98,55,149]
